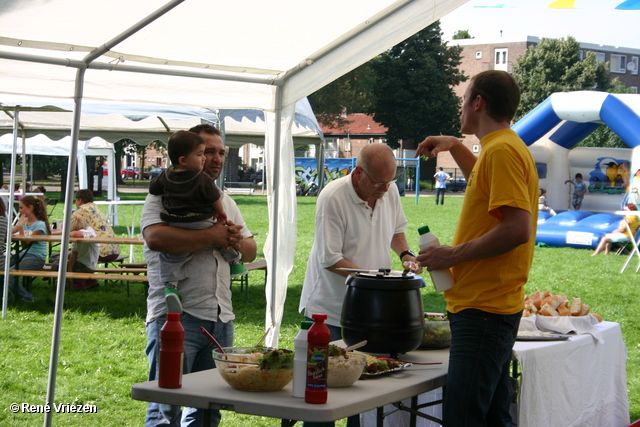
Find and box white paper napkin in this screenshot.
[534,314,604,343]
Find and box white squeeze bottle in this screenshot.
[418,225,455,292]
[292,320,313,398]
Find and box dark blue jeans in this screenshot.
[443,309,521,427]
[435,188,446,205]
[145,313,233,427]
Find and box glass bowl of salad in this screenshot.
[213,347,294,391]
[419,313,451,349]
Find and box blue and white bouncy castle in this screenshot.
[513,92,640,248]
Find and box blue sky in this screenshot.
[440,0,640,49]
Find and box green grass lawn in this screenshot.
[1,193,639,426]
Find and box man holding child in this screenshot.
[142,124,256,426]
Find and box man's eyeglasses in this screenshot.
[361,168,397,188]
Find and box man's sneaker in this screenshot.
[164,286,183,314]
[230,263,247,278]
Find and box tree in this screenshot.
[308,64,376,128]
[370,22,467,147]
[452,30,473,40]
[512,37,612,121]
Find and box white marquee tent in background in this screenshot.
[0,0,468,423]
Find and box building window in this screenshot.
[494,48,508,71]
[610,54,627,73]
[631,86,638,94]
[381,138,387,145]
[344,137,351,152]
[472,145,480,153]
[578,50,584,60]
[324,138,338,151]
[595,52,606,63]
[476,51,482,59]
[630,56,639,75]
[368,138,374,144]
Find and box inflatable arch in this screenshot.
[512,91,640,248]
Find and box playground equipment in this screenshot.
[513,92,640,248]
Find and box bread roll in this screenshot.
[557,302,571,317]
[578,303,591,316]
[592,313,603,322]
[569,298,582,316]
[539,303,559,317]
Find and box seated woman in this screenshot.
[50,215,100,290]
[7,196,51,302]
[592,203,639,256]
[71,189,121,289]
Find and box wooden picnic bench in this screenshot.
[2,267,148,296]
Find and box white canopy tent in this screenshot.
[0,0,468,422]
[0,95,324,148]
[0,133,117,197]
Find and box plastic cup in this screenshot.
[83,231,92,238]
[24,229,33,236]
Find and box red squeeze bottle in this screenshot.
[305,313,331,404]
[158,312,185,388]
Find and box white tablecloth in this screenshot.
[513,321,629,427]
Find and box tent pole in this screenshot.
[1,108,20,319]
[43,67,85,427]
[267,87,284,344]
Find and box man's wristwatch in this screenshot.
[399,250,415,261]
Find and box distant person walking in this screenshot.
[434,167,451,205]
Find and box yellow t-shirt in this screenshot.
[623,215,640,239]
[445,129,538,315]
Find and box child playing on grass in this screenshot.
[149,130,244,314]
[538,188,556,216]
[565,173,587,210]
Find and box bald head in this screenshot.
[353,144,397,203]
[356,143,396,172]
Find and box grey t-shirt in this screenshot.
[142,193,252,324]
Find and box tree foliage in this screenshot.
[512,37,612,121]
[370,22,467,147]
[452,30,473,40]
[308,64,376,128]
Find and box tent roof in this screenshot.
[0,0,466,110]
[0,95,323,147]
[0,134,114,156]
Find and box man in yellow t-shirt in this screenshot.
[416,70,538,427]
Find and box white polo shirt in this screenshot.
[299,174,408,327]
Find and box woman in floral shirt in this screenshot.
[71,189,121,289]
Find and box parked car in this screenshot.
[448,177,467,192]
[148,167,165,179]
[120,166,149,180]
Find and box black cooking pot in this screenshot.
[341,269,425,355]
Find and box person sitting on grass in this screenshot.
[51,215,100,289]
[149,130,245,314]
[592,203,639,256]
